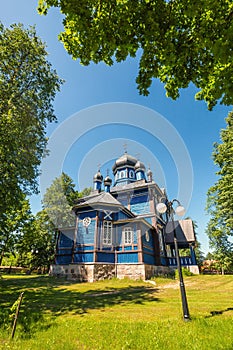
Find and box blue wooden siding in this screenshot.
[123,246,135,251]
[77,218,95,245]
[143,253,155,265]
[74,245,94,252]
[73,253,93,263]
[57,248,72,255]
[97,252,115,263]
[143,245,153,253]
[141,229,156,265]
[117,252,138,263]
[130,194,150,215]
[117,211,131,220]
[59,232,74,247]
[160,257,167,266]
[78,211,96,219]
[56,255,72,264]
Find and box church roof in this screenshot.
[165,219,196,246]
[73,191,135,217]
[83,192,122,206]
[112,152,137,173]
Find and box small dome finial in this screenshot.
[147,165,153,182]
[123,142,128,154]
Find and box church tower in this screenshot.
[112,151,137,186]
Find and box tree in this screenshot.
[16,210,56,272]
[206,111,233,272]
[38,0,233,110]
[42,172,91,228]
[0,23,62,216]
[15,175,91,270]
[205,225,233,274]
[0,195,32,265]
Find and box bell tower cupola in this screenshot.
[93,168,103,192]
[112,151,137,186]
[135,160,146,181]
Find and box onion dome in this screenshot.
[93,170,103,192]
[93,170,103,182]
[104,175,112,186]
[112,152,137,174]
[135,160,146,172]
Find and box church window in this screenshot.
[123,227,133,244]
[129,170,135,178]
[120,170,125,178]
[103,221,112,245]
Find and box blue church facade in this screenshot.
[51,152,199,281]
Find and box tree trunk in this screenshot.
[0,250,4,266]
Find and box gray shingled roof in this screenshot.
[73,191,136,218]
[165,219,195,244]
[83,191,122,206]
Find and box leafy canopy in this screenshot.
[38,0,233,110]
[0,23,62,216]
[16,210,56,270]
[206,112,233,270]
[0,194,32,265]
[42,172,91,228]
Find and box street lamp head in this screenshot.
[156,202,167,214]
[175,205,185,216]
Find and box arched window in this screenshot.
[120,170,125,178]
[103,221,112,245]
[129,170,135,178]
[123,227,133,244]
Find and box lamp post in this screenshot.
[156,199,190,321]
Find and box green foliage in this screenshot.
[0,195,32,265]
[15,173,91,269]
[0,23,62,217]
[42,172,77,228]
[16,210,56,271]
[42,172,91,228]
[38,0,233,110]
[206,111,233,273]
[208,112,233,231]
[175,267,194,278]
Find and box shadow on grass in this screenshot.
[0,275,160,337]
[206,307,233,318]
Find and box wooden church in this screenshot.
[50,152,199,281]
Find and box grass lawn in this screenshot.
[0,274,233,349]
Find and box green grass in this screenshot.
[0,274,233,349]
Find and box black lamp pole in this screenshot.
[163,199,190,321]
[171,206,190,321]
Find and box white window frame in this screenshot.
[123,227,133,245]
[103,221,112,245]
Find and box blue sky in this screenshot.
[1,1,231,254]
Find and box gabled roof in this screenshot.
[73,191,135,218]
[84,191,122,206]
